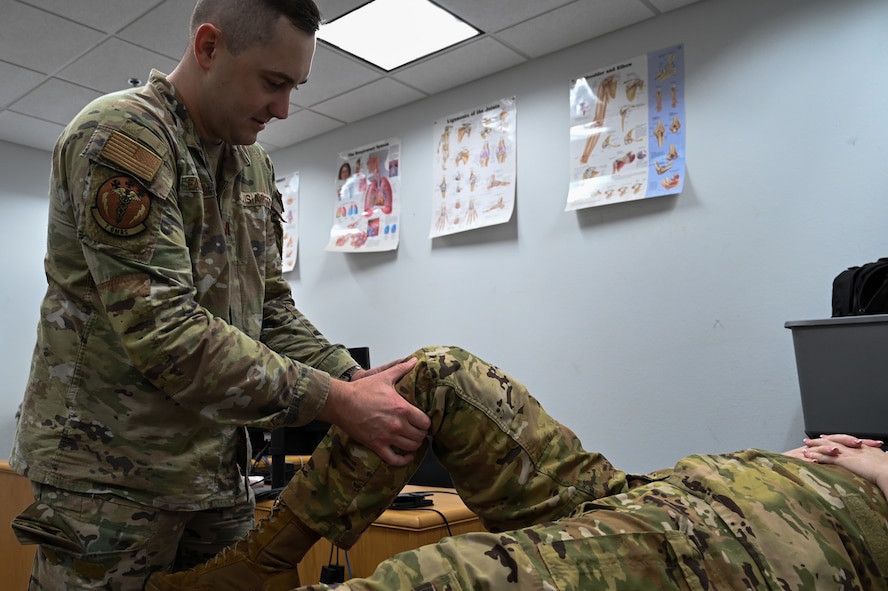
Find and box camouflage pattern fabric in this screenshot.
[11,69,359,511]
[286,346,888,590]
[13,482,255,590]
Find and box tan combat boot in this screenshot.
[145,497,320,591]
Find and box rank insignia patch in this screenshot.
[92,175,152,237]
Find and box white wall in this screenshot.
[2,0,886,472]
[0,142,50,456]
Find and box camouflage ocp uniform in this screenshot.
[288,346,888,590]
[11,69,359,585]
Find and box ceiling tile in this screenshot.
[19,0,164,33]
[311,78,427,123]
[497,0,655,58]
[393,37,526,95]
[293,45,381,107]
[10,79,103,125]
[434,0,576,33]
[0,62,47,108]
[118,0,195,60]
[0,111,64,153]
[56,38,179,94]
[316,0,369,21]
[648,0,706,11]
[261,109,345,147]
[0,2,105,73]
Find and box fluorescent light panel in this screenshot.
[318,0,481,71]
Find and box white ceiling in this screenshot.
[0,0,704,153]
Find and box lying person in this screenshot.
[148,346,888,591]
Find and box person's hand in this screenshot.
[348,356,406,381]
[319,357,431,467]
[784,434,888,498]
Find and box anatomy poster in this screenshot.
[567,44,685,211]
[278,171,299,272]
[326,138,401,253]
[430,97,516,238]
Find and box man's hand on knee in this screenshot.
[320,357,431,466]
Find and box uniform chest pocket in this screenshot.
[176,176,208,243]
[234,193,276,265]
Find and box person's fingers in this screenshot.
[351,356,417,381]
[391,424,427,450]
[801,439,840,456]
[372,443,414,467]
[812,444,840,456]
[809,434,884,452]
[381,359,431,431]
[783,446,807,459]
[802,448,838,463]
[382,356,418,381]
[405,406,431,431]
[805,436,851,453]
[390,432,427,452]
[816,434,863,448]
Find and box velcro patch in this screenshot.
[101,131,162,182]
[92,175,152,237]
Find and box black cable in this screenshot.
[249,438,272,482]
[320,543,345,583]
[391,488,460,536]
[412,507,453,537]
[253,441,271,462]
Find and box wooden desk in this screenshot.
[255,485,485,583]
[252,454,311,471]
[0,460,37,589]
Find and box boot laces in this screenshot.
[204,498,285,566]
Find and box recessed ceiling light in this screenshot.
[318,0,481,72]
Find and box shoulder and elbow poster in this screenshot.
[567,44,685,211]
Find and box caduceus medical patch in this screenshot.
[92,175,152,237]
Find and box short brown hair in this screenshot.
[190,0,322,54]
